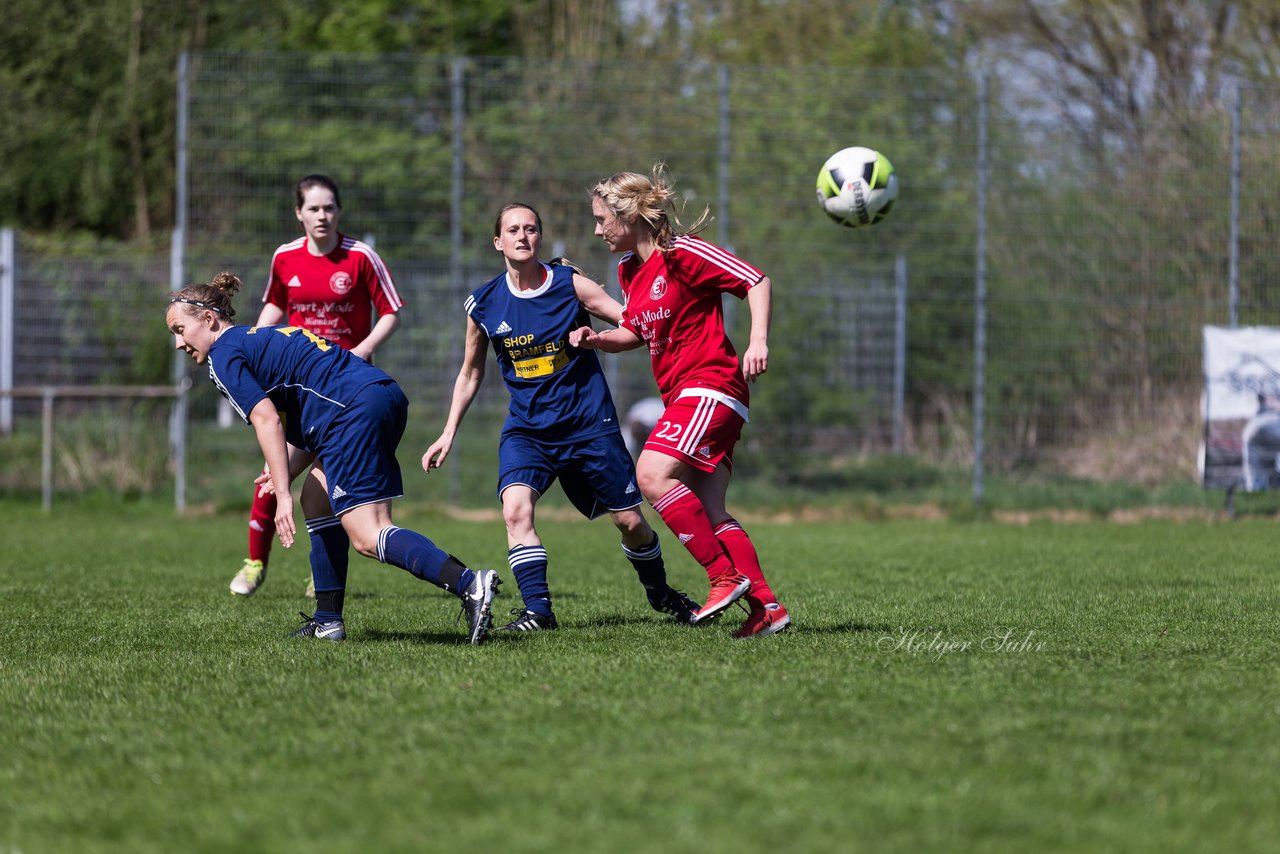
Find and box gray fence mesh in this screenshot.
[5,51,1280,506]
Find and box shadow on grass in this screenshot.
[361,628,475,645]
[575,613,692,629]
[800,621,892,635]
[571,613,891,636]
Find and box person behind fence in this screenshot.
[422,203,699,632]
[230,174,405,600]
[166,272,500,644]
[1241,392,1280,490]
[623,396,665,459]
[570,164,791,639]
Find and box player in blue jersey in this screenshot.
[422,203,698,632]
[166,271,501,643]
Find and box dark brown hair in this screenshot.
[295,174,342,210]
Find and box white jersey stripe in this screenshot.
[673,235,762,284]
[674,235,758,279]
[377,525,401,562]
[677,387,749,422]
[652,483,693,513]
[346,238,404,311]
[305,515,344,535]
[509,548,549,569]
[207,364,247,422]
[263,237,307,303]
[678,397,717,457]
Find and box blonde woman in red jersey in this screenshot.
[570,164,790,638]
[229,175,405,598]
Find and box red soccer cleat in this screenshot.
[692,573,751,624]
[732,602,791,639]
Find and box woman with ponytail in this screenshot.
[166,272,499,644]
[571,165,791,639]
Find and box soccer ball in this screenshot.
[815,146,898,228]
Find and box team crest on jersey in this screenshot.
[650,276,667,301]
[330,272,353,295]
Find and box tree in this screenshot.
[0,0,201,237]
[957,1,1280,151]
[0,0,530,239]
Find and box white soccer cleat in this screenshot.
[230,559,266,596]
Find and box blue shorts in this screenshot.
[317,380,407,515]
[498,430,642,520]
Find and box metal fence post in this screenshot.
[1229,82,1242,328]
[41,388,54,512]
[717,64,736,332]
[973,76,989,504]
[448,56,467,506]
[717,64,731,250]
[171,51,190,514]
[894,254,907,454]
[0,227,14,435]
[171,378,189,513]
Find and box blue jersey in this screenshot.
[207,324,394,452]
[466,264,619,444]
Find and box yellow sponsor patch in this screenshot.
[512,348,569,378]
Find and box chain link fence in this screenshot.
[4,51,1280,508]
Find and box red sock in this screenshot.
[248,486,277,567]
[651,484,738,581]
[714,519,776,606]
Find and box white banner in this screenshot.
[1201,325,1280,490]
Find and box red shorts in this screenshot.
[642,395,745,473]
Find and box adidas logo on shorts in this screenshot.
[678,532,695,544]
[331,485,347,500]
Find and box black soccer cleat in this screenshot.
[497,608,559,632]
[288,611,346,642]
[460,569,501,644]
[646,586,701,626]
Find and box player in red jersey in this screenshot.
[570,164,791,639]
[229,175,404,598]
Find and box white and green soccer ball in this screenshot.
[815,146,898,228]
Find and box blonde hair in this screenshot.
[591,163,711,251]
[167,271,242,319]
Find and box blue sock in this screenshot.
[378,526,474,595]
[307,516,349,621]
[508,544,552,616]
[623,534,667,590]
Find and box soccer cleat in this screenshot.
[692,573,751,624]
[288,612,346,642]
[732,602,792,640]
[303,576,316,599]
[497,608,558,632]
[646,586,701,625]
[229,559,266,597]
[460,569,501,645]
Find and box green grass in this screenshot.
[1,408,1259,517]
[2,500,1278,852]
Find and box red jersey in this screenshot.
[261,234,403,350]
[617,235,762,414]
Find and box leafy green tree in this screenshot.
[0,0,197,237]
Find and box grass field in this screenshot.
[2,498,1278,853]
